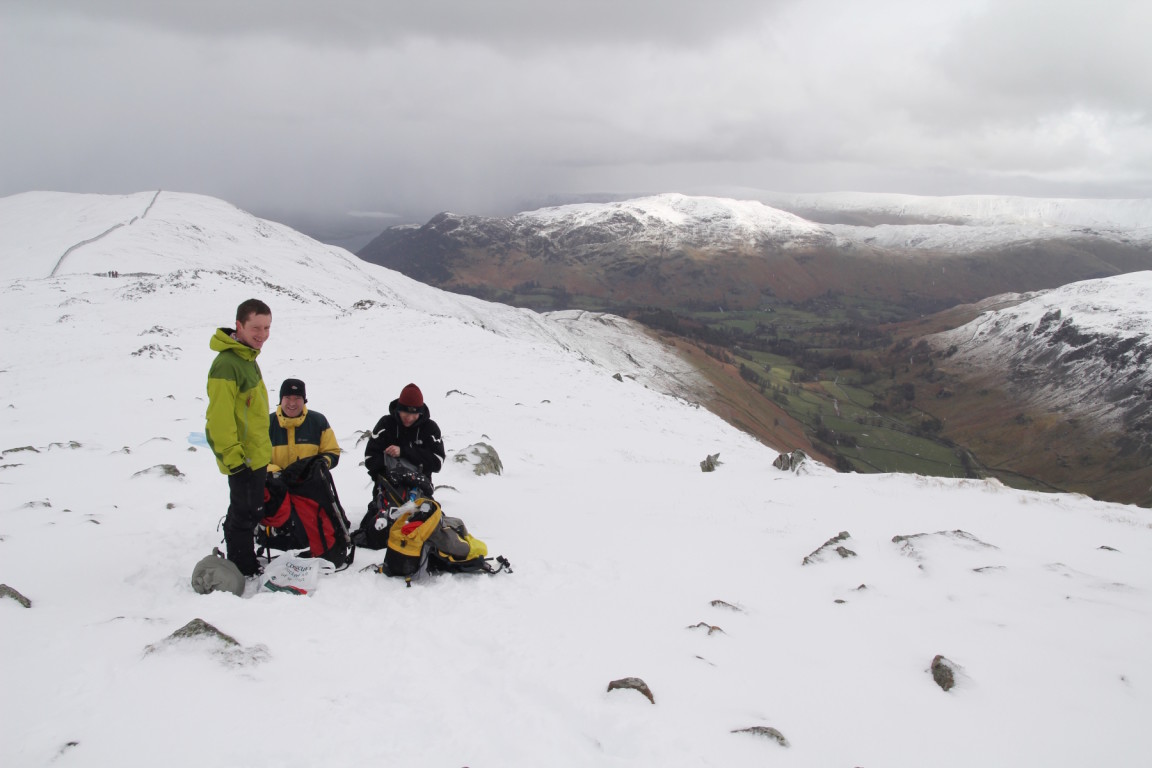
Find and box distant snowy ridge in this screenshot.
[756,190,1152,229]
[927,271,1152,433]
[402,190,1152,260]
[751,190,1152,253]
[517,193,830,250]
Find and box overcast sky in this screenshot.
[2,0,1149,233]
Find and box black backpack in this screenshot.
[353,456,431,550]
[258,456,355,569]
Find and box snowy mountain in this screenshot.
[3,191,1152,767]
[927,272,1152,443]
[360,192,1152,311]
[518,193,832,251]
[752,190,1152,252]
[0,191,705,399]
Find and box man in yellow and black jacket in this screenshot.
[268,378,342,474]
[206,299,273,577]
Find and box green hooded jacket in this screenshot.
[205,328,271,474]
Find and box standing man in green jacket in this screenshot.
[206,299,273,577]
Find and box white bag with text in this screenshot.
[260,555,334,596]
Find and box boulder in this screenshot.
[773,450,808,472]
[700,453,722,472]
[606,677,654,704]
[930,654,959,691]
[454,442,503,476]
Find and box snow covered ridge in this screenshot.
[752,190,1152,253]
[927,272,1152,434]
[424,190,1152,256]
[515,192,831,250]
[0,190,706,400]
[755,190,1152,230]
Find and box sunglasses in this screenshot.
[399,405,422,414]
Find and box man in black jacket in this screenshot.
[364,383,445,486]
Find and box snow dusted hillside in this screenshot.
[513,190,1152,253]
[750,190,1152,252]
[363,191,1152,308]
[517,193,831,251]
[3,192,1152,767]
[757,190,1152,229]
[927,272,1152,436]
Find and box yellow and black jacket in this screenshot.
[268,406,342,473]
[205,328,270,475]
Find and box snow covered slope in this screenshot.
[2,192,1151,768]
[927,272,1152,437]
[0,190,704,400]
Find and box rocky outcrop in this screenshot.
[773,450,808,472]
[144,618,269,666]
[607,677,655,704]
[132,464,184,478]
[731,726,789,747]
[453,442,503,476]
[803,531,857,565]
[1,584,32,608]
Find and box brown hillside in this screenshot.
[646,329,834,466]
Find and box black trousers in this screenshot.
[224,466,267,576]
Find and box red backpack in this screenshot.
[257,456,355,569]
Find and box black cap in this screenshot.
[280,378,306,402]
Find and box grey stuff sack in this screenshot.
[191,548,245,596]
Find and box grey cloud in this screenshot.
[2,0,1150,240]
[935,0,1152,114]
[8,0,786,47]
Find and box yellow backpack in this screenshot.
[382,497,443,584]
[377,497,513,584]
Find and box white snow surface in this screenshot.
[3,192,1152,768]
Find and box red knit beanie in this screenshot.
[398,383,424,408]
